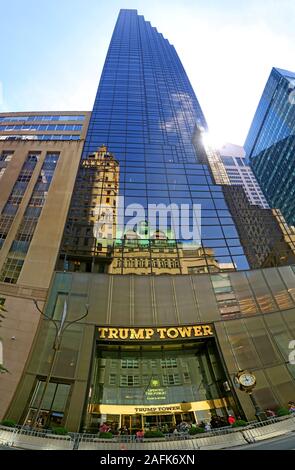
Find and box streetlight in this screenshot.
[247,390,264,419]
[31,299,89,429]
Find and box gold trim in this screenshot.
[88,398,227,415]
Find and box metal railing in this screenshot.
[0,414,294,450]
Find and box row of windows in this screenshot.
[118,358,179,368]
[222,156,246,167]
[1,153,40,218]
[0,124,82,131]
[108,373,186,387]
[0,115,85,122]
[0,135,80,141]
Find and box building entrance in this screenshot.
[121,414,142,433]
[118,412,195,433]
[144,413,175,431]
[84,337,239,433]
[143,412,195,431]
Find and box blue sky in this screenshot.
[1,0,295,145]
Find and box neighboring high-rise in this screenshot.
[219,143,268,209]
[2,11,295,436]
[244,67,295,225]
[0,111,89,142]
[0,112,90,419]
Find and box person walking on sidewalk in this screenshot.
[228,415,236,425]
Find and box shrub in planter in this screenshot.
[232,420,248,427]
[0,419,16,427]
[189,427,205,435]
[143,431,164,438]
[276,408,290,417]
[99,431,113,439]
[52,427,68,435]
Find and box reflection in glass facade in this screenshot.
[72,9,249,272]
[25,380,71,429]
[219,143,269,209]
[244,67,295,225]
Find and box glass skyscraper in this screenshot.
[75,9,249,273]
[244,67,295,225]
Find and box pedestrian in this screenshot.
[136,429,144,442]
[205,422,211,432]
[228,415,236,425]
[265,409,276,418]
[99,422,110,433]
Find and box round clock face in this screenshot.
[239,373,256,387]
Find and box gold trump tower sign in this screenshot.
[97,324,214,341]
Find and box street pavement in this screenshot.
[232,432,295,450]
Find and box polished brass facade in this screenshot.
[4,266,295,431]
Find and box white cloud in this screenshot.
[143,1,295,145]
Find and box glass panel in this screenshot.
[224,320,261,370]
[245,317,281,366]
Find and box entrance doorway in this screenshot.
[121,414,142,434]
[118,411,197,433]
[143,413,175,432]
[85,338,240,433]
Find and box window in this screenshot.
[0,151,13,162]
[0,257,24,284]
[109,374,117,386]
[120,375,140,386]
[121,359,139,369]
[221,156,235,165]
[163,374,181,385]
[0,114,85,122]
[160,358,177,368]
[183,372,191,383]
[25,380,71,428]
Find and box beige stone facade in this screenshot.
[0,135,88,420]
